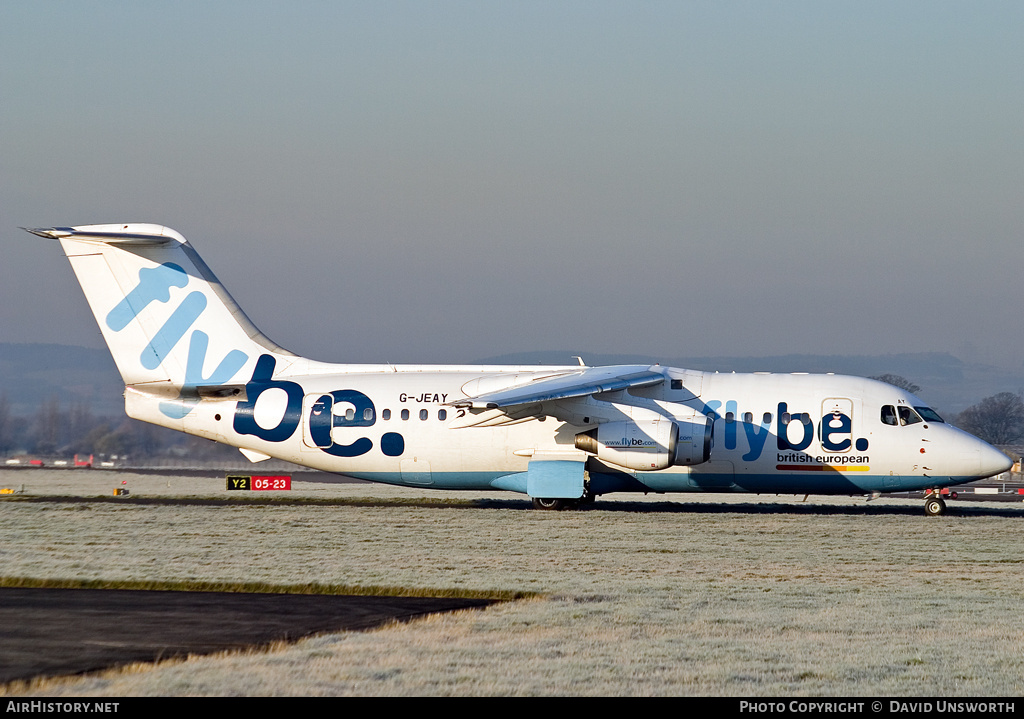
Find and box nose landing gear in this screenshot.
[924,489,946,516]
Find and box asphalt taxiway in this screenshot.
[0,587,494,683]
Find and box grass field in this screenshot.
[1,469,1023,696]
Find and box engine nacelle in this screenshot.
[574,417,712,471]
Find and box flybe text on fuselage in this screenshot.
[231,355,405,459]
[702,399,867,464]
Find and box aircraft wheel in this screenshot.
[532,497,571,511]
[924,497,946,516]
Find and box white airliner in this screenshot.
[28,223,1011,515]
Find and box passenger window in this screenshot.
[345,408,355,421]
[382,409,391,421]
[438,409,447,421]
[743,412,753,424]
[881,406,897,426]
[762,412,772,424]
[725,412,734,423]
[363,408,373,421]
[401,409,410,421]
[419,409,428,420]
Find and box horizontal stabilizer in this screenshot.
[24,224,183,246]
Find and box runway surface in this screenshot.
[0,587,495,684]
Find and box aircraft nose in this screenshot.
[941,428,1013,479]
[977,440,1013,479]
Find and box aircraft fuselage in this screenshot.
[127,357,1002,497]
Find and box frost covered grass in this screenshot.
[2,469,1023,696]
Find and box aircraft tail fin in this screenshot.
[26,224,292,420]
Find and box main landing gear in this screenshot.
[531,490,596,511]
[532,497,573,510]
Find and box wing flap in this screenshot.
[450,365,665,410]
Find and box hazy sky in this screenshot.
[3,1,1022,366]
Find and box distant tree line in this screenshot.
[956,393,1024,446]
[0,393,239,461]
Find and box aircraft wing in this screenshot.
[450,365,665,410]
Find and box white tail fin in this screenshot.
[26,223,293,421]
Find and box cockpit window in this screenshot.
[881,405,898,426]
[898,406,923,426]
[914,406,945,423]
[883,404,939,426]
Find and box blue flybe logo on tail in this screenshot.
[108,262,248,418]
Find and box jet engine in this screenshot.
[574,417,713,471]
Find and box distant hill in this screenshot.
[2,343,1022,418]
